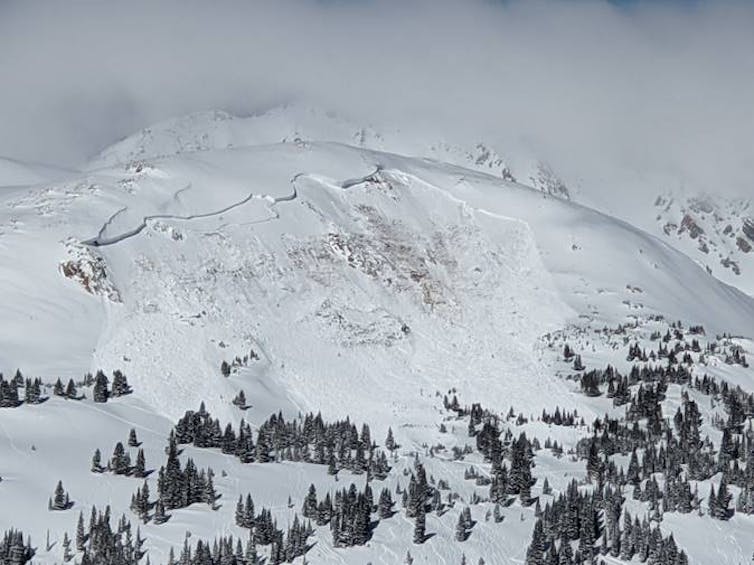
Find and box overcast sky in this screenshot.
[1,0,752,197]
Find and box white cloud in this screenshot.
[0,0,752,196]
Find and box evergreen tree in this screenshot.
[111,370,131,397]
[92,371,109,403]
[91,448,104,473]
[153,500,169,525]
[302,484,318,519]
[455,510,469,542]
[65,379,78,399]
[413,505,426,544]
[110,442,131,475]
[49,480,71,511]
[232,390,247,409]
[76,510,87,551]
[128,428,139,447]
[385,427,397,452]
[378,488,394,519]
[493,503,503,523]
[62,531,73,562]
[133,448,146,478]
[525,518,545,565]
[715,478,733,520]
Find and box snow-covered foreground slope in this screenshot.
[0,132,753,564]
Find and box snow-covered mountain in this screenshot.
[651,192,754,296]
[89,106,571,199]
[0,110,753,565]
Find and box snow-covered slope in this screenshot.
[652,192,754,296]
[89,106,570,199]
[0,155,72,187]
[7,141,754,417]
[1,118,753,565]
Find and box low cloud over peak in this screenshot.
[1,0,752,197]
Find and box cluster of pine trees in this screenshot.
[93,370,132,403]
[219,349,259,378]
[0,371,44,407]
[525,479,688,565]
[155,436,218,511]
[66,505,144,565]
[0,367,133,408]
[53,377,82,400]
[166,532,263,565]
[172,404,391,478]
[232,492,313,561]
[464,404,536,505]
[330,483,375,547]
[569,326,754,527]
[539,407,583,427]
[0,529,33,564]
[91,433,147,479]
[578,362,692,400]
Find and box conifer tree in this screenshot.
[133,448,146,478]
[385,427,397,452]
[92,371,109,403]
[413,505,426,544]
[49,480,71,511]
[65,379,78,399]
[62,531,73,562]
[715,478,733,520]
[153,500,168,525]
[455,510,469,542]
[378,487,394,519]
[76,511,87,551]
[111,370,131,397]
[302,484,318,519]
[110,442,131,475]
[91,448,103,473]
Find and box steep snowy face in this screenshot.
[90,105,754,301]
[56,143,575,425]
[4,139,754,425]
[652,192,754,295]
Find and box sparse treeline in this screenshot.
[0,371,43,407]
[0,368,132,408]
[166,533,261,565]
[91,431,147,478]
